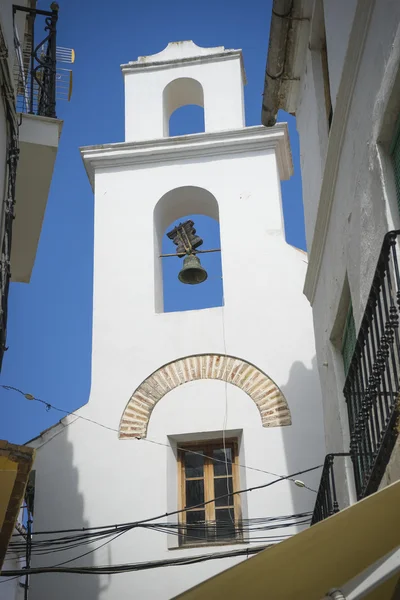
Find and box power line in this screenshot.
[135,436,317,492]
[66,463,322,531]
[0,544,269,577]
[11,464,322,539]
[1,386,117,434]
[8,513,312,554]
[1,387,322,576]
[0,472,323,575]
[5,511,314,575]
[2,518,309,583]
[1,385,318,492]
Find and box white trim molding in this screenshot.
[80,124,293,189]
[303,0,376,304]
[120,41,247,84]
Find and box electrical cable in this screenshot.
[47,530,129,569]
[8,464,321,539]
[220,300,235,526]
[1,389,321,572]
[8,512,311,547]
[1,544,270,577]
[2,385,118,434]
[4,514,312,576]
[8,513,311,554]
[1,385,318,492]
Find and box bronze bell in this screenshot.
[178,254,208,285]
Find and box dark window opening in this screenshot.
[321,44,333,130]
[342,303,356,375]
[391,117,400,213]
[178,439,241,547]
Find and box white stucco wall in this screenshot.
[293,0,400,508]
[28,43,325,600]
[123,42,245,141]
[28,143,324,599]
[323,0,357,111]
[2,551,24,600]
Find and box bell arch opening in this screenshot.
[119,354,292,439]
[154,186,223,313]
[163,77,205,137]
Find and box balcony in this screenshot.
[313,232,400,524]
[344,230,400,500]
[311,454,351,525]
[11,3,63,283]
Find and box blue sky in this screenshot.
[0,0,305,444]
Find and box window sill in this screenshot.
[169,538,247,551]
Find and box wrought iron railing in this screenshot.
[344,230,400,499]
[0,87,19,370]
[311,453,350,525]
[13,3,58,118]
[0,112,19,369]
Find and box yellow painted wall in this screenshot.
[0,456,18,526]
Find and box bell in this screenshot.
[178,254,208,285]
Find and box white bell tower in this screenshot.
[79,36,323,485]
[122,41,245,141]
[29,41,324,600]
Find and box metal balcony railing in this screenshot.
[344,230,400,499]
[13,3,59,118]
[0,111,18,371]
[311,454,350,525]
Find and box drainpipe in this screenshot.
[262,0,306,126]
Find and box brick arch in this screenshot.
[119,354,291,439]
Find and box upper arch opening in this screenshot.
[163,78,204,136]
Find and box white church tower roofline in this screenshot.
[121,40,247,141]
[121,40,247,84]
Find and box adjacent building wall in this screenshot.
[293,0,400,506]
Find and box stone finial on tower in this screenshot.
[121,41,246,142]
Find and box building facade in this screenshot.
[262,0,400,518]
[27,41,324,599]
[0,0,62,369]
[0,2,64,598]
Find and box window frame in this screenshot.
[177,438,242,547]
[321,42,333,130]
[390,115,400,213]
[342,302,357,376]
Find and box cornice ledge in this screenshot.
[303,0,376,304]
[121,50,244,75]
[81,124,292,189]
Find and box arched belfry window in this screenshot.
[154,186,223,313]
[163,78,205,137]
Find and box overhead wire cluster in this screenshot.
[3,544,268,577]
[1,385,322,580]
[3,512,312,578]
[1,462,320,581]
[7,512,312,560]
[1,385,318,492]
